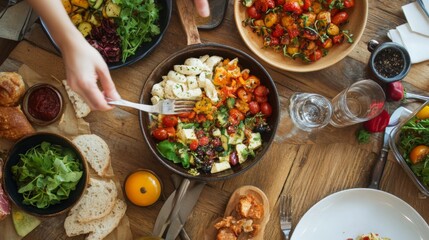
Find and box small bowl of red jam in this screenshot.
[22,83,63,126]
[368,40,411,83]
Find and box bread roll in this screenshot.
[0,72,25,107]
[0,106,35,141]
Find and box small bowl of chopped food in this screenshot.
[2,132,89,217]
[42,0,172,69]
[234,0,368,72]
[22,83,64,126]
[389,102,429,196]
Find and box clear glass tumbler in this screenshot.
[330,79,385,128]
[289,93,333,131]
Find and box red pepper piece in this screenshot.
[387,81,404,101]
[363,109,390,133]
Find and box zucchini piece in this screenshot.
[88,13,101,27]
[105,1,121,18]
[248,132,262,150]
[92,0,103,9]
[77,22,92,37]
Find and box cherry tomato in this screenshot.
[211,137,222,147]
[247,6,262,19]
[270,36,280,46]
[229,108,245,125]
[164,127,176,137]
[309,49,322,62]
[275,0,285,5]
[287,25,300,39]
[416,106,429,120]
[162,116,178,127]
[255,0,275,12]
[237,88,253,103]
[283,1,302,15]
[260,102,272,116]
[249,101,260,115]
[409,145,429,164]
[344,0,355,8]
[195,129,205,138]
[152,128,168,140]
[189,139,198,151]
[332,12,349,26]
[302,0,311,10]
[227,125,236,134]
[303,28,318,40]
[198,136,210,146]
[255,95,268,103]
[254,85,269,96]
[241,75,260,91]
[332,33,344,44]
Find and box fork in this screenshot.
[280,195,292,240]
[107,98,196,115]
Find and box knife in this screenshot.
[152,178,190,237]
[368,106,411,189]
[165,179,205,240]
[417,0,429,17]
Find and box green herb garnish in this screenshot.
[11,142,83,209]
[113,0,161,62]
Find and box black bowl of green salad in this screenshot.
[2,132,88,217]
[41,0,172,70]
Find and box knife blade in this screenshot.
[368,106,411,189]
[165,180,205,240]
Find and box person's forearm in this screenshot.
[26,0,84,52]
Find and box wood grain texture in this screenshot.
[0,0,428,239]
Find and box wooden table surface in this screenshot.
[1,0,428,239]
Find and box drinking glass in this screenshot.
[289,93,333,131]
[330,79,385,128]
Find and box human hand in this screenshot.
[194,0,210,17]
[61,38,121,111]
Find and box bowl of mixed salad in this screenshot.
[390,102,429,196]
[42,0,171,69]
[234,0,368,72]
[139,43,280,181]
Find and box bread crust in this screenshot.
[0,106,35,141]
[0,72,26,107]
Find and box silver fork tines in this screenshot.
[280,195,292,240]
[107,98,195,115]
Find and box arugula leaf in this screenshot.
[11,142,83,209]
[113,0,161,62]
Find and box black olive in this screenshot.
[255,124,271,133]
[215,146,224,152]
[201,164,212,173]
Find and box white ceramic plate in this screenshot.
[291,188,429,240]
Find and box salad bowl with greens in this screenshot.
[2,132,88,217]
[42,0,172,69]
[390,102,429,196]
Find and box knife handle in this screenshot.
[368,147,389,189]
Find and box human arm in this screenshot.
[26,0,121,111]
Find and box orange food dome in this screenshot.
[124,170,162,207]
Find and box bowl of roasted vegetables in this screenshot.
[390,102,429,196]
[42,0,171,69]
[139,43,280,181]
[234,0,368,72]
[2,132,89,217]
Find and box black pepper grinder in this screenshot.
[367,39,411,84]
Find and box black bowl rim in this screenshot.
[138,42,280,182]
[2,132,89,217]
[369,42,411,83]
[40,0,172,70]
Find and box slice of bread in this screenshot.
[70,177,118,223]
[72,134,112,177]
[64,198,127,240]
[62,80,91,118]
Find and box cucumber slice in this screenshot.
[12,207,41,237]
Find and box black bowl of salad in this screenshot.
[390,102,429,196]
[139,43,280,181]
[2,132,89,217]
[41,0,172,70]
